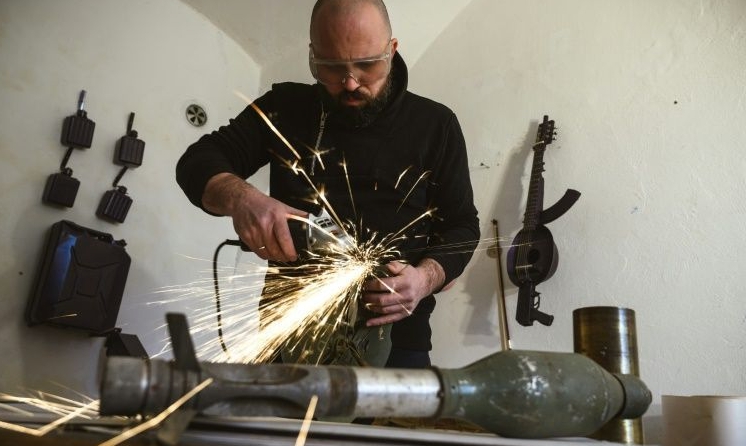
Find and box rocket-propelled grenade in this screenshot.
[100,349,651,439]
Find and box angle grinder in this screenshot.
[237,208,354,256]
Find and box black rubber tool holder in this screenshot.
[42,90,95,207]
[96,112,144,223]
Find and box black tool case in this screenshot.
[26,220,130,334]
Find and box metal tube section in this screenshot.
[574,307,644,443]
[351,367,441,417]
[99,355,150,415]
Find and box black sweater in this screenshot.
[176,54,479,351]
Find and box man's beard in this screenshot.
[323,74,394,128]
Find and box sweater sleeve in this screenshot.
[422,112,480,289]
[175,94,275,213]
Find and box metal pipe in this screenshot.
[491,219,511,350]
[353,367,440,417]
[574,306,644,444]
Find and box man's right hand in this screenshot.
[202,173,307,262]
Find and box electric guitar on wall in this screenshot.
[506,115,580,326]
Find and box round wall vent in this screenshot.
[185,104,207,127]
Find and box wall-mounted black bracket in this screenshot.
[43,90,95,207]
[97,112,145,223]
[97,185,133,223]
[114,112,145,167]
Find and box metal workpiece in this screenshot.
[352,367,441,417]
[100,357,358,419]
[435,350,651,439]
[100,357,440,417]
[100,357,439,419]
[99,349,651,439]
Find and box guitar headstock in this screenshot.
[535,115,556,147]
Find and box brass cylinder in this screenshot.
[573,306,644,444]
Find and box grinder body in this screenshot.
[240,208,353,256]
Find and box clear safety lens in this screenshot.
[309,42,392,85]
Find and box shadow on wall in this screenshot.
[109,260,170,357]
[458,120,537,346]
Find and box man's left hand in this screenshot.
[362,259,446,326]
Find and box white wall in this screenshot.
[0,0,260,396]
[421,0,746,441]
[1,0,745,444]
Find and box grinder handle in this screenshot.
[235,219,309,254]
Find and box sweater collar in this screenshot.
[385,51,409,117]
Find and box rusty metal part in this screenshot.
[573,306,644,444]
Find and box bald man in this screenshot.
[177,0,479,368]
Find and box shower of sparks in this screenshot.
[0,392,99,437]
[0,373,210,444]
[157,221,401,364]
[98,378,213,446]
[154,232,504,364]
[257,234,397,364]
[0,385,325,446]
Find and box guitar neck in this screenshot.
[523,144,547,229]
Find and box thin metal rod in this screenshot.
[492,219,511,350]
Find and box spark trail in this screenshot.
[0,393,98,436]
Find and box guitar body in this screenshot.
[506,225,559,286]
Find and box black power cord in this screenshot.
[213,239,243,355]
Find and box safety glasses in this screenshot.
[309,40,393,86]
